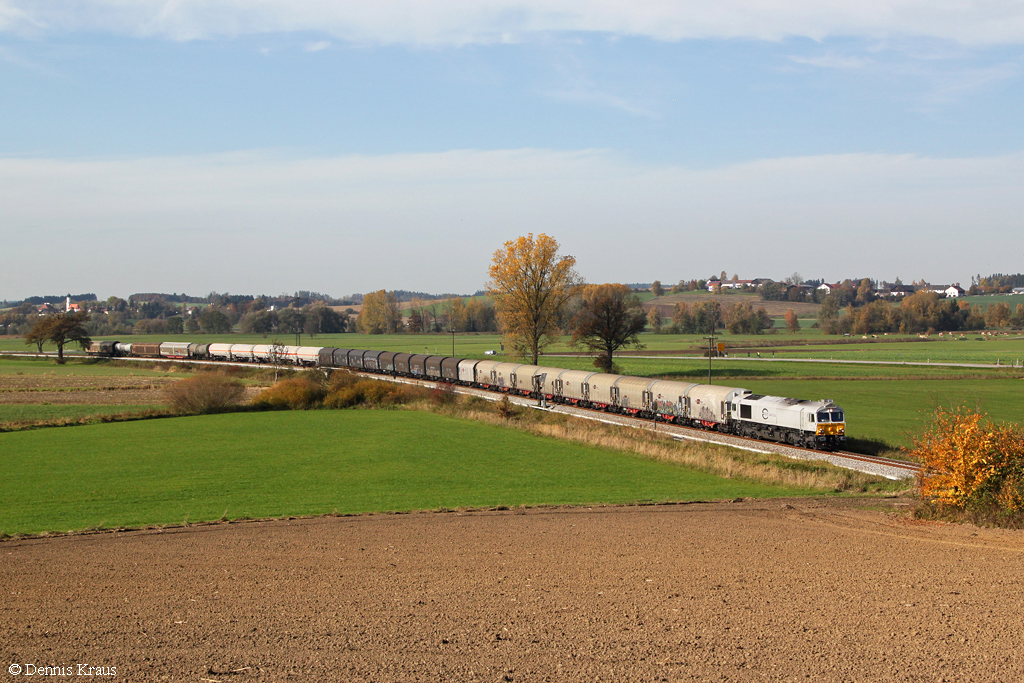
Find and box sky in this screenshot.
[2,1,1023,300]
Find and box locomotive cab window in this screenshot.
[830,410,844,422]
[808,414,814,423]
[817,412,830,422]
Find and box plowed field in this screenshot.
[2,498,1021,682]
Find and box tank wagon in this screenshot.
[85,341,846,450]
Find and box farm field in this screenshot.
[3,500,1021,682]
[646,291,821,317]
[0,357,188,428]
[0,410,807,536]
[7,329,1023,361]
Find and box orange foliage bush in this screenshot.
[322,379,416,409]
[910,407,1024,512]
[252,378,326,410]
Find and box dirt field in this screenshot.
[0,375,262,407]
[646,293,821,318]
[2,498,1022,682]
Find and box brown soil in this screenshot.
[2,498,1021,682]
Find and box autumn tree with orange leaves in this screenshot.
[784,308,799,333]
[911,407,1024,517]
[488,234,582,364]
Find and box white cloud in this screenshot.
[304,40,330,52]
[789,53,871,70]
[3,1,1024,46]
[1,148,1021,299]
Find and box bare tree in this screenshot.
[570,284,647,373]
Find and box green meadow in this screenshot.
[0,404,161,424]
[0,410,805,536]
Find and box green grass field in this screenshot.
[0,404,161,424]
[0,410,805,535]
[3,328,1021,363]
[737,378,1024,450]
[0,356,187,377]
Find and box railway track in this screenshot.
[356,371,920,481]
[2,352,920,481]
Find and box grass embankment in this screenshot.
[0,410,820,536]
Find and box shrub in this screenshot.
[164,373,246,415]
[910,407,1024,515]
[322,378,417,409]
[429,382,457,406]
[252,378,326,410]
[496,395,517,419]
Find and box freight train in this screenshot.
[86,340,847,450]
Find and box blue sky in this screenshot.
[2,2,1023,299]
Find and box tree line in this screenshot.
[819,291,1024,335]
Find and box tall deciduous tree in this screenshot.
[647,305,662,333]
[199,308,232,334]
[25,311,91,363]
[277,307,307,342]
[488,234,581,364]
[785,308,799,333]
[357,290,401,334]
[570,284,647,373]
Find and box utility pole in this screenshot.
[703,334,718,385]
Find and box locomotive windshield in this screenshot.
[817,409,845,423]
